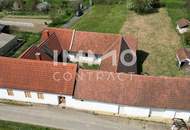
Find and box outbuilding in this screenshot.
[176,48,190,69]
[176,18,190,34]
[0,24,9,33]
[0,33,17,56]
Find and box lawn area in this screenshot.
[6,32,40,58]
[121,8,187,77]
[72,4,127,33]
[161,0,190,25]
[0,120,59,130]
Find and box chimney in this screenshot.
[44,30,50,37]
[35,52,41,60]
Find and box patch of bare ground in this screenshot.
[121,8,187,76]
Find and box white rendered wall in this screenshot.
[66,97,118,114]
[0,88,59,105]
[1,88,190,122]
[151,108,176,119]
[177,25,189,34]
[175,110,190,122]
[119,106,150,118]
[68,54,101,65]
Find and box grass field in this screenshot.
[0,120,59,130]
[121,8,186,76]
[72,4,127,33]
[161,0,190,25]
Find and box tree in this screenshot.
[131,0,160,13]
[0,0,12,10]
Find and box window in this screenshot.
[37,92,44,99]
[84,53,88,57]
[7,89,14,96]
[24,91,31,98]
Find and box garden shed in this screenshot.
[0,33,18,56]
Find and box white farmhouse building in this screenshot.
[1,28,190,123]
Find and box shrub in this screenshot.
[184,32,190,46]
[93,0,125,5]
[129,0,160,14]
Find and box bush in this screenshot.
[49,13,73,27]
[129,0,160,14]
[184,32,190,46]
[93,0,125,5]
[0,0,13,11]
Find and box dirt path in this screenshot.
[0,17,51,32]
[120,8,186,76]
[0,103,169,130]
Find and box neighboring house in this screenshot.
[0,33,18,56]
[176,18,190,34]
[0,24,9,33]
[21,28,138,74]
[176,48,190,69]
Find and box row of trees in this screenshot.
[0,0,50,12]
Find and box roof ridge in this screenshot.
[0,56,76,67]
[78,69,190,81]
[69,29,76,50]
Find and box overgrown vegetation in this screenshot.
[161,0,190,48]
[128,0,160,14]
[72,3,127,33]
[81,63,100,70]
[183,32,190,47]
[0,120,58,130]
[161,0,190,25]
[6,32,40,58]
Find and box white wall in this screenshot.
[66,97,118,114]
[1,88,190,122]
[175,110,190,122]
[119,106,150,118]
[0,88,59,105]
[151,108,176,119]
[68,53,101,65]
[177,25,189,34]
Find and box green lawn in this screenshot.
[0,120,59,130]
[72,4,127,33]
[6,32,40,58]
[161,0,190,25]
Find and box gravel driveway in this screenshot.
[0,103,170,130]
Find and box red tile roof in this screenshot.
[71,31,122,54]
[20,45,52,61]
[0,56,77,95]
[39,33,62,54]
[25,28,138,73]
[176,48,190,61]
[74,69,190,110]
[177,18,190,28]
[41,28,73,50]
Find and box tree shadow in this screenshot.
[137,50,149,74]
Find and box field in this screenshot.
[0,120,59,130]
[161,0,190,25]
[121,8,186,76]
[72,4,127,33]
